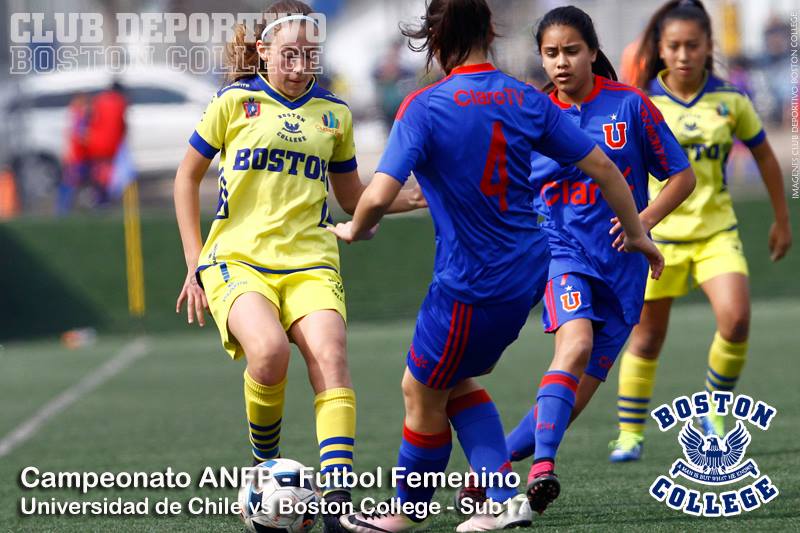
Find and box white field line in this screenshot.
[0,337,150,458]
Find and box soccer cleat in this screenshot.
[455,494,532,532]
[609,431,644,462]
[525,471,560,515]
[454,481,487,514]
[701,414,725,437]
[322,490,352,533]
[339,502,420,533]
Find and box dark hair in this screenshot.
[534,6,617,93]
[225,0,313,83]
[636,0,713,89]
[400,0,496,75]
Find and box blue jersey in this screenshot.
[377,63,596,303]
[530,76,690,324]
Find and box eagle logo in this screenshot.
[283,121,301,133]
[678,420,751,475]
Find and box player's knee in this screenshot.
[401,373,426,418]
[718,312,750,343]
[244,338,290,383]
[556,334,593,367]
[309,341,349,382]
[630,326,667,359]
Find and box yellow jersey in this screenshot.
[647,70,765,242]
[189,74,356,276]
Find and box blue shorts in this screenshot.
[542,273,633,381]
[407,281,540,390]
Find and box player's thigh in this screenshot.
[644,242,693,301]
[542,273,603,334]
[228,292,291,384]
[700,273,751,342]
[628,298,674,359]
[290,309,350,392]
[201,261,283,361]
[281,269,347,332]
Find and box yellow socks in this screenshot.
[244,370,285,463]
[705,331,747,393]
[314,387,356,495]
[617,351,659,435]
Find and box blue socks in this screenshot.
[533,371,578,465]
[448,389,516,503]
[396,424,451,520]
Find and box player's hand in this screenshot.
[609,216,654,251]
[326,221,379,243]
[768,219,792,262]
[623,234,664,280]
[176,270,208,327]
[408,185,428,209]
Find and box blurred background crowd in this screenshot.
[0,0,795,217]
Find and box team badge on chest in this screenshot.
[243,97,261,119]
[602,119,628,150]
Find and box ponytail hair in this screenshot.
[224,0,313,83]
[534,6,617,93]
[635,0,713,89]
[400,0,496,75]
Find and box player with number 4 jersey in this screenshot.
[328,1,663,532]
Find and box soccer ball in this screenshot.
[238,458,319,533]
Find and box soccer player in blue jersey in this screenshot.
[327,1,664,531]
[446,6,694,515]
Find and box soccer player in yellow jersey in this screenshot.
[610,0,792,461]
[173,2,424,528]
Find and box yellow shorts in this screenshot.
[645,229,749,301]
[199,261,347,359]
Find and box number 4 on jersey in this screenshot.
[480,121,509,212]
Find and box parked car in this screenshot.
[1,66,219,210]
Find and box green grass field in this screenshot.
[1,299,798,532]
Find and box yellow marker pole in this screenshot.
[123,180,145,317]
[721,0,741,58]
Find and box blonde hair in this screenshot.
[224,0,314,83]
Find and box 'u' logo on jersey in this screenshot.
[560,291,582,312]
[603,122,628,150]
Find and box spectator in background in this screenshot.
[57,92,91,214]
[86,79,127,205]
[57,80,128,214]
[619,36,644,86]
[372,39,417,128]
[755,16,791,127]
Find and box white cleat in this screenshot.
[455,494,533,532]
[340,508,421,533]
